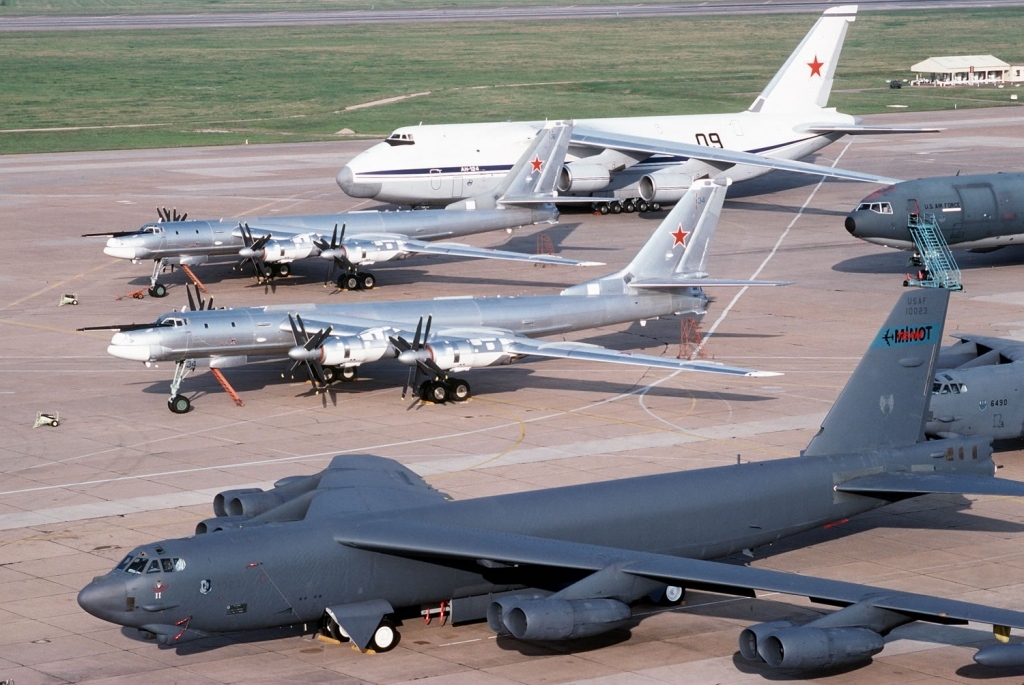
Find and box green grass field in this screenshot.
[2,8,1022,155]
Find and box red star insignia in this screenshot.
[671,226,689,248]
[808,55,824,77]
[530,155,544,173]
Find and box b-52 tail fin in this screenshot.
[802,288,949,457]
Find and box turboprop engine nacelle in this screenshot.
[639,170,695,204]
[341,238,406,265]
[557,163,612,193]
[262,236,318,263]
[427,337,516,372]
[318,331,394,366]
[744,624,884,670]
[488,596,631,641]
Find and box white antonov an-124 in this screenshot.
[338,5,935,212]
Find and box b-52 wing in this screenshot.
[336,517,1024,632]
[570,125,902,185]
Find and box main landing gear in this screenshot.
[418,377,471,404]
[319,612,399,653]
[314,365,359,386]
[592,199,661,215]
[336,270,375,291]
[167,359,196,413]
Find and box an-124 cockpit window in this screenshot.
[856,202,894,214]
[385,132,415,146]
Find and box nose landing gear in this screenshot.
[167,359,196,413]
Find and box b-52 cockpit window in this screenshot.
[125,557,148,574]
[933,382,968,395]
[856,202,893,215]
[115,555,133,571]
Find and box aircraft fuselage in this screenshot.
[79,437,992,637]
[845,173,1024,251]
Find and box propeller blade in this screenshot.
[339,222,346,244]
[186,285,197,312]
[402,366,414,399]
[421,315,433,348]
[330,223,338,250]
[296,314,309,342]
[410,316,424,349]
[206,295,214,310]
[180,212,187,221]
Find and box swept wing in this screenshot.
[336,518,1024,630]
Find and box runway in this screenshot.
[3,0,1024,31]
[3,107,1024,683]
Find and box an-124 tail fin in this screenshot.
[748,5,857,114]
[802,288,950,457]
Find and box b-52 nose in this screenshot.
[78,576,129,623]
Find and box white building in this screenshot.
[911,55,1010,85]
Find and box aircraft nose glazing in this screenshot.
[78,576,128,623]
[104,237,140,260]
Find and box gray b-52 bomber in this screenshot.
[79,287,1024,673]
[87,123,597,298]
[91,178,784,414]
[927,334,1024,441]
[845,172,1024,252]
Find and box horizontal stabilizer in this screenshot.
[836,472,1024,497]
[506,339,780,377]
[630,278,791,288]
[799,124,943,135]
[571,126,902,185]
[409,240,603,266]
[335,518,1024,631]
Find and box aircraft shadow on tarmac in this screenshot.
[136,358,776,406]
[834,245,1024,275]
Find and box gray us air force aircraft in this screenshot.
[927,335,1024,441]
[846,172,1024,252]
[338,6,932,211]
[94,179,783,414]
[90,124,596,298]
[79,287,1024,673]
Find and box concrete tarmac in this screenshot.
[3,106,1024,683]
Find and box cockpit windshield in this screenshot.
[932,381,967,395]
[856,202,893,215]
[141,225,163,234]
[119,555,185,574]
[385,132,415,146]
[157,316,187,327]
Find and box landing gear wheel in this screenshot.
[277,263,291,278]
[339,366,358,382]
[610,201,622,214]
[326,618,349,643]
[149,283,168,298]
[599,203,610,215]
[663,586,685,605]
[168,394,191,414]
[358,272,375,290]
[636,199,649,212]
[623,199,636,213]
[651,202,662,211]
[447,378,471,402]
[369,619,399,652]
[340,274,359,291]
[421,380,448,403]
[320,366,336,384]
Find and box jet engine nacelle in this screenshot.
[556,163,612,193]
[263,237,318,263]
[427,337,516,371]
[341,238,406,265]
[754,626,884,670]
[638,170,695,204]
[488,596,631,641]
[213,488,262,517]
[223,490,288,518]
[212,473,324,519]
[195,515,249,535]
[318,332,394,366]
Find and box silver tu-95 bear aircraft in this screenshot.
[78,286,1024,673]
[88,124,598,297]
[90,179,786,414]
